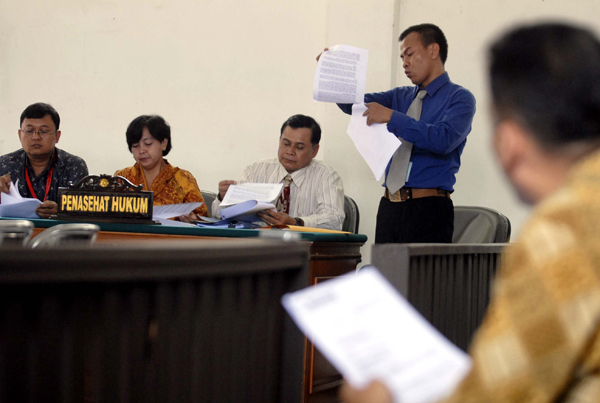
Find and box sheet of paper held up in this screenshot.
[152,202,202,220]
[347,104,401,180]
[220,183,283,207]
[282,267,471,403]
[313,45,369,104]
[0,180,42,219]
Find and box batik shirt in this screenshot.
[0,148,88,202]
[443,149,600,402]
[115,160,209,219]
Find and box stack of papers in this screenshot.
[195,219,256,229]
[0,181,42,219]
[219,200,276,222]
[220,183,283,207]
[282,267,471,403]
[313,44,402,182]
[216,183,283,223]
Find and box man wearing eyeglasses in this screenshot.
[0,102,88,218]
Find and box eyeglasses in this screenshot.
[19,129,56,138]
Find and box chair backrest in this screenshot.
[0,220,34,246]
[200,190,217,218]
[342,196,360,234]
[28,223,100,248]
[453,206,511,243]
[372,243,506,351]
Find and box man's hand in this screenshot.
[316,47,329,62]
[218,180,237,200]
[339,381,393,403]
[364,103,393,126]
[0,174,11,195]
[257,209,296,226]
[35,200,58,219]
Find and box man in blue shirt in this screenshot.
[336,24,476,243]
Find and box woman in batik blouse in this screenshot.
[115,115,209,221]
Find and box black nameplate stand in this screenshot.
[57,174,157,225]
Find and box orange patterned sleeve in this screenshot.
[173,169,209,218]
[114,166,144,188]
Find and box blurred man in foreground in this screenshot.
[342,22,600,403]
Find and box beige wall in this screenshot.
[1,0,599,264]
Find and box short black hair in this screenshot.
[126,115,172,156]
[280,114,321,145]
[399,23,448,65]
[490,22,600,150]
[20,103,60,130]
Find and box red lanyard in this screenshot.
[25,154,56,202]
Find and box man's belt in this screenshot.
[384,187,450,202]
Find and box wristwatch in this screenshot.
[294,217,304,226]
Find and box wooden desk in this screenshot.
[21,218,367,403]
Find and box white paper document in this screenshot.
[282,267,471,403]
[313,45,369,104]
[152,202,202,219]
[220,183,283,207]
[347,104,401,180]
[0,180,42,219]
[219,200,276,222]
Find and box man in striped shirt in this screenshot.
[212,114,345,230]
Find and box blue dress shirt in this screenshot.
[338,72,476,192]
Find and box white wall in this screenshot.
[318,0,396,266]
[1,0,599,264]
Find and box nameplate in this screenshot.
[57,175,154,224]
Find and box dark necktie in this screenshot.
[386,89,427,194]
[277,175,292,214]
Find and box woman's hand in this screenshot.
[177,212,197,223]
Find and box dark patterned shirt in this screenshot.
[0,148,88,202]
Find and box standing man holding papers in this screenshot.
[326,23,476,243]
[212,114,345,230]
[0,103,88,218]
